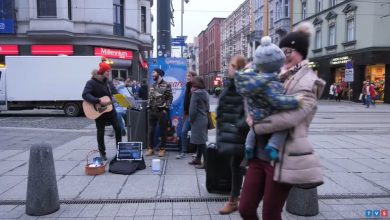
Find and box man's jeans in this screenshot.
[116,110,127,131]
[180,117,191,153]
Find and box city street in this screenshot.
[0,100,389,219]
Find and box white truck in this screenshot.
[0,56,102,116]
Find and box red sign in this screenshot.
[94,47,133,60]
[31,45,73,55]
[0,45,19,55]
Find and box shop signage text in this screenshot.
[330,56,350,65]
[31,45,74,55]
[94,47,133,60]
[0,45,18,55]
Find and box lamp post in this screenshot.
[181,0,189,58]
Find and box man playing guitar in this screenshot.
[82,61,122,161]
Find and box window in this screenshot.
[68,0,72,20]
[316,0,322,13]
[141,6,146,33]
[37,0,57,17]
[315,30,322,49]
[346,19,355,41]
[113,0,124,36]
[302,2,307,19]
[328,25,336,45]
[276,1,280,20]
[284,0,289,17]
[270,10,274,28]
[330,0,337,7]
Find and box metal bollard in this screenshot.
[26,143,60,216]
[286,187,319,216]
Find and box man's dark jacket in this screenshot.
[216,78,249,155]
[82,78,118,120]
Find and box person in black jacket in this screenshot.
[217,55,249,215]
[82,62,122,161]
[138,79,149,100]
[176,70,197,159]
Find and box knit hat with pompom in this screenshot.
[254,36,286,73]
[279,21,315,59]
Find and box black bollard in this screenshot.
[26,143,60,216]
[286,187,319,216]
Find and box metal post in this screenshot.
[181,0,184,58]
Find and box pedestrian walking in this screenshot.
[187,76,209,169]
[238,22,325,220]
[361,81,367,105]
[82,62,122,161]
[335,83,342,102]
[329,83,336,100]
[176,71,197,159]
[146,68,173,157]
[366,82,377,108]
[216,55,249,214]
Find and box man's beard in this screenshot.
[152,76,159,81]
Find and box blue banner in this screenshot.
[148,58,187,149]
[0,19,14,34]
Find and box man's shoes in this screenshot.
[176,153,186,159]
[195,164,205,169]
[145,148,154,156]
[121,129,126,136]
[158,149,166,157]
[188,158,201,165]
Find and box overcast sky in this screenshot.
[151,0,243,57]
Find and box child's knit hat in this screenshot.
[254,36,285,73]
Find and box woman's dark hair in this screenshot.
[188,70,197,77]
[192,76,206,89]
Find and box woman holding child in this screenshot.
[237,22,325,220]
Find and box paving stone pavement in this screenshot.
[1,101,390,219]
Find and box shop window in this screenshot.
[302,1,307,20]
[328,25,336,46]
[365,64,386,101]
[141,6,146,33]
[37,0,57,17]
[113,0,124,36]
[346,18,355,42]
[315,29,322,49]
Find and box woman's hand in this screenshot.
[246,115,253,127]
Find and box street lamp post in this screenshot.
[181,0,189,58]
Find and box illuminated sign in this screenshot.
[94,47,133,60]
[0,45,18,55]
[330,56,350,65]
[31,45,73,55]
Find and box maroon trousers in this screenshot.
[239,158,292,220]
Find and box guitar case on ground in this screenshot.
[205,143,232,194]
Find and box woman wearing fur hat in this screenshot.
[82,62,122,161]
[238,22,325,220]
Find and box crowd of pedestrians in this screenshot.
[83,21,326,220]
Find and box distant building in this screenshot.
[293,0,390,103]
[220,0,251,74]
[0,0,153,81]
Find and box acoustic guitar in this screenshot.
[83,96,113,120]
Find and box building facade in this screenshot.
[221,0,251,74]
[248,0,293,57]
[0,0,153,81]
[293,0,390,103]
[197,18,224,92]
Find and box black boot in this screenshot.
[99,151,107,161]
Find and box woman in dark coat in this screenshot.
[188,76,209,169]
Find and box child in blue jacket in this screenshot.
[235,36,302,161]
